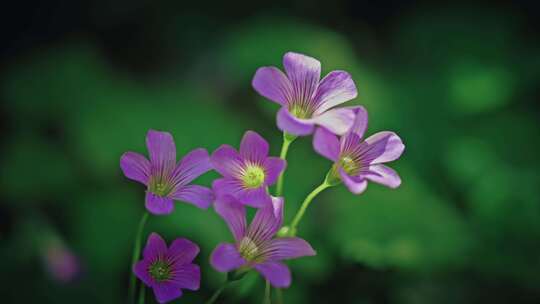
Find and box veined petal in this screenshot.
[170,263,200,291]
[252,67,292,105]
[240,131,269,163]
[263,157,286,186]
[254,261,291,288]
[283,52,321,105]
[247,196,284,244]
[364,164,401,188]
[276,107,315,136]
[363,131,405,164]
[170,148,212,187]
[313,127,340,161]
[133,260,153,286]
[170,185,213,209]
[167,238,200,265]
[152,281,183,304]
[211,145,244,178]
[214,195,247,242]
[142,233,168,261]
[261,237,316,261]
[237,187,272,208]
[120,152,151,185]
[146,130,176,176]
[345,106,368,139]
[314,71,357,115]
[311,107,356,136]
[210,243,246,272]
[339,169,368,194]
[146,192,174,215]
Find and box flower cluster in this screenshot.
[121,52,404,303]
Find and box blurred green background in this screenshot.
[1,1,539,303]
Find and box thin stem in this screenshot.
[276,288,283,304]
[263,280,271,304]
[205,282,229,304]
[138,284,145,304]
[128,212,149,303]
[275,132,296,197]
[289,181,331,235]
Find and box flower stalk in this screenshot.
[129,212,149,303]
[275,132,296,197]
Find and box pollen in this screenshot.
[149,179,172,196]
[239,237,259,261]
[242,165,265,189]
[340,156,360,175]
[148,260,171,282]
[289,104,311,119]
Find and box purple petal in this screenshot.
[247,196,284,244]
[313,127,340,161]
[167,238,200,265]
[211,145,244,178]
[252,67,292,106]
[254,261,291,288]
[133,260,153,286]
[339,169,368,194]
[212,178,243,200]
[276,107,315,136]
[239,131,269,163]
[283,52,321,104]
[142,233,168,260]
[214,195,247,242]
[363,131,405,164]
[170,263,200,291]
[146,130,176,175]
[146,192,175,215]
[313,71,357,114]
[263,157,286,186]
[170,185,213,209]
[210,243,246,272]
[364,164,402,188]
[120,152,151,185]
[152,281,183,304]
[311,107,356,136]
[237,187,272,208]
[170,148,212,187]
[346,106,369,139]
[262,237,316,261]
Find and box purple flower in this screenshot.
[120,130,214,215]
[133,233,201,304]
[43,242,80,283]
[210,195,315,288]
[211,131,286,207]
[313,106,405,194]
[252,52,358,136]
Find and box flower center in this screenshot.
[289,104,312,119]
[148,260,171,282]
[238,237,260,261]
[340,156,360,175]
[149,179,172,196]
[242,165,265,189]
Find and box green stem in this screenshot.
[205,282,229,304]
[276,288,283,304]
[263,280,271,304]
[138,283,145,304]
[128,212,149,303]
[275,132,296,197]
[288,181,331,235]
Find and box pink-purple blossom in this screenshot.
[211,131,286,207]
[133,233,201,304]
[210,195,315,288]
[120,130,214,215]
[313,106,405,194]
[252,52,358,136]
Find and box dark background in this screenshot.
[1,0,540,303]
